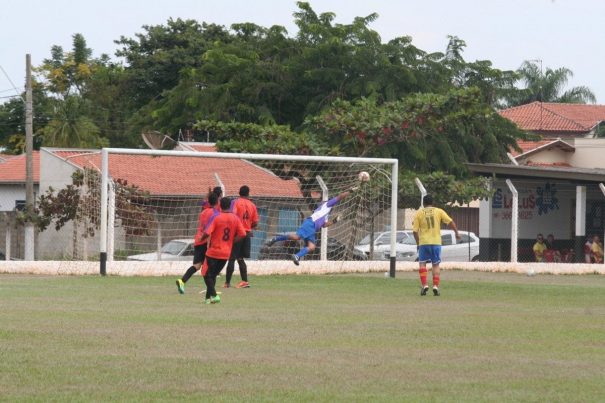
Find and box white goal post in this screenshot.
[99,148,399,276]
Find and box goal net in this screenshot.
[42,148,398,270]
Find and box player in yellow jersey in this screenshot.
[412,195,460,296]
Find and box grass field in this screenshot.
[1,271,604,402]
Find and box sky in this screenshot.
[1,0,604,104]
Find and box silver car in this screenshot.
[354,230,415,259]
[126,239,195,261]
[383,230,480,262]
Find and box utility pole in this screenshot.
[24,54,34,261]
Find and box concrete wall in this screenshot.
[37,149,82,259]
[566,138,605,169]
[518,138,605,169]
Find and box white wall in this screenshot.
[566,138,605,169]
[37,149,82,259]
[489,179,574,239]
[0,185,27,212]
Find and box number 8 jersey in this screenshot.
[412,207,453,246]
[204,211,247,260]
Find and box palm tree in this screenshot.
[507,60,596,106]
[40,96,107,148]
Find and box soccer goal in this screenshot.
[98,148,399,275]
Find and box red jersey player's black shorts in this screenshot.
[193,244,207,265]
[230,232,252,259]
[205,256,228,278]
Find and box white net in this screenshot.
[102,149,396,264]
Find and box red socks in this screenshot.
[433,274,440,288]
[419,267,428,287]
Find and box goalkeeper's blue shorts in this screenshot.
[296,218,316,244]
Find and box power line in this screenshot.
[0,64,24,103]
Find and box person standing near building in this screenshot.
[224,185,259,288]
[176,191,219,294]
[592,235,603,264]
[533,234,547,262]
[200,197,247,304]
[412,194,460,296]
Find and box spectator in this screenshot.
[592,235,603,264]
[545,234,561,263]
[533,234,547,262]
[584,237,594,263]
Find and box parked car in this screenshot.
[354,230,415,258]
[381,230,480,262]
[259,237,368,261]
[126,239,194,261]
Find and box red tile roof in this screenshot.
[0,152,40,183]
[500,102,605,133]
[50,150,302,198]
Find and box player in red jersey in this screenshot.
[175,191,220,294]
[224,185,259,289]
[200,197,247,304]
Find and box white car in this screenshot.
[354,230,415,259]
[126,239,195,261]
[383,230,480,262]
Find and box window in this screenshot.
[396,232,408,243]
[376,233,389,245]
[458,234,471,244]
[441,234,453,246]
[182,244,194,256]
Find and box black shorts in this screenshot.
[193,244,207,264]
[230,232,252,259]
[205,256,228,278]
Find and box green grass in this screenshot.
[1,271,604,402]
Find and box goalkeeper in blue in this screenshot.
[266,188,354,265]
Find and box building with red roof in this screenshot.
[500,102,605,138]
[0,151,40,212]
[500,102,605,169]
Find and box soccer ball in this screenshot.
[358,171,370,182]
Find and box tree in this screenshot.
[507,60,596,106]
[115,19,232,109]
[31,169,155,258]
[307,88,531,175]
[36,34,113,148]
[0,84,52,154]
[38,96,107,148]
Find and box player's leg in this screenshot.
[236,233,252,287]
[417,245,430,296]
[224,258,236,288]
[226,236,245,287]
[209,258,228,303]
[267,232,299,246]
[202,258,214,302]
[291,219,316,265]
[431,245,442,296]
[176,244,206,294]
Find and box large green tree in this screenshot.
[307,88,530,174]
